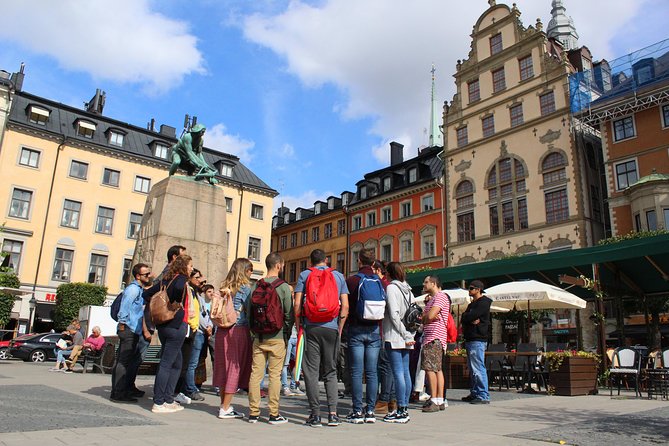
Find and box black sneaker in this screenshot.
[130,388,145,398]
[382,411,398,423]
[327,414,340,427]
[364,411,376,423]
[461,394,475,402]
[248,415,259,424]
[469,398,490,405]
[305,414,322,427]
[394,409,410,424]
[110,395,138,403]
[345,411,364,424]
[269,414,288,425]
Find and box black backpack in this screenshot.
[110,291,124,322]
[390,283,422,332]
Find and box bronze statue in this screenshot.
[169,124,219,185]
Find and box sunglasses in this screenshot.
[469,286,478,290]
[139,272,151,277]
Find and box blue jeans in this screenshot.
[378,346,396,402]
[154,322,187,405]
[55,349,72,364]
[185,331,205,395]
[385,343,411,407]
[465,340,489,401]
[348,324,381,413]
[281,335,297,388]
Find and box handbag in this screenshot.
[391,283,422,332]
[150,276,182,325]
[210,289,238,328]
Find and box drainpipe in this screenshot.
[32,136,68,296]
[235,185,245,259]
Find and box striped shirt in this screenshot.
[422,291,450,350]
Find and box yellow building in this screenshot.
[0,77,276,330]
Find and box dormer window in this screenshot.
[383,176,391,191]
[106,129,126,147]
[315,203,322,214]
[283,213,291,224]
[219,163,233,177]
[342,194,349,206]
[296,209,303,220]
[154,143,169,159]
[408,167,418,183]
[328,197,335,209]
[360,186,367,199]
[27,105,50,125]
[76,120,96,138]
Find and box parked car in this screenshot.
[9,332,62,362]
[0,340,12,359]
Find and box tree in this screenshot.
[54,283,107,330]
[0,272,21,328]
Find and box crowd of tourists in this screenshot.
[108,244,492,426]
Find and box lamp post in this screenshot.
[27,296,36,334]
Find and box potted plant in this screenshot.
[443,348,469,389]
[545,350,599,396]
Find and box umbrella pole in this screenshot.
[527,300,531,343]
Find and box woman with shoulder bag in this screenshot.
[143,254,192,414]
[213,258,254,419]
[382,262,416,424]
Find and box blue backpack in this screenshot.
[110,291,124,322]
[355,273,386,321]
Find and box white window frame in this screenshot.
[381,206,392,223]
[52,247,74,282]
[421,193,434,212]
[18,147,41,168]
[95,206,115,235]
[76,120,96,138]
[612,115,636,142]
[154,143,169,159]
[399,231,414,263]
[352,215,362,230]
[382,176,391,191]
[250,203,264,220]
[108,131,124,147]
[28,105,50,125]
[220,163,233,177]
[127,212,142,239]
[88,253,108,286]
[400,200,412,218]
[379,235,393,263]
[1,239,24,273]
[366,210,376,227]
[408,167,418,183]
[247,236,262,262]
[134,176,151,194]
[421,230,436,259]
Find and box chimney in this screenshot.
[85,89,106,115]
[10,63,25,92]
[390,141,404,166]
[160,124,176,138]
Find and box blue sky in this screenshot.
[1,0,667,213]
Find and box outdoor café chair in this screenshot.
[608,347,642,398]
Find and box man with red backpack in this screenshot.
[246,252,294,425]
[294,249,349,427]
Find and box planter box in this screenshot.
[549,357,597,396]
[443,355,470,389]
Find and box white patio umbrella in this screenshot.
[415,289,510,313]
[484,280,587,310]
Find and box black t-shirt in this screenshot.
[142,274,187,329]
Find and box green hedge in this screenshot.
[54,283,107,330]
[0,272,21,328]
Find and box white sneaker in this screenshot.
[166,401,185,411]
[152,403,177,413]
[291,387,305,396]
[281,386,295,396]
[48,367,62,372]
[418,392,431,402]
[218,406,245,419]
[174,392,192,405]
[443,399,449,408]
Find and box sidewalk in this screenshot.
[0,360,667,445]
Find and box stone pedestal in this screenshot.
[132,176,228,285]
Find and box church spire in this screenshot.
[428,64,443,147]
[546,0,579,50]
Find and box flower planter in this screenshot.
[443,355,470,389]
[549,357,597,396]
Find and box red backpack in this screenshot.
[249,278,286,335]
[303,267,340,322]
[447,312,458,343]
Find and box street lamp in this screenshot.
[27,296,36,334]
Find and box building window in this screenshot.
[482,115,495,138]
[518,198,528,229]
[421,228,436,258]
[336,253,345,272]
[510,103,524,127]
[52,248,74,282]
[382,176,391,191]
[290,233,297,248]
[502,201,515,232]
[456,126,468,148]
[408,167,418,183]
[128,212,142,239]
[613,116,635,141]
[380,243,392,263]
[108,131,124,147]
[337,219,346,235]
[540,91,556,116]
[381,207,392,223]
[122,258,132,287]
[591,185,602,223]
[468,79,480,103]
[28,105,50,125]
[492,68,506,93]
[615,160,638,190]
[154,143,169,159]
[662,104,669,128]
[457,212,475,242]
[225,197,233,212]
[19,147,40,168]
[352,215,362,230]
[664,208,669,230]
[399,234,413,262]
[324,223,333,239]
[251,204,264,220]
[61,199,81,228]
[300,230,308,245]
[545,189,569,223]
[69,160,88,180]
[9,188,32,219]
[519,55,534,81]
[134,176,151,193]
[88,254,107,285]
[1,239,23,272]
[367,211,376,227]
[490,33,503,55]
[489,206,499,236]
[359,186,367,199]
[95,206,115,234]
[102,168,120,187]
[76,120,96,138]
[487,157,527,233]
[312,227,320,242]
[456,180,474,209]
[219,163,233,177]
[279,235,287,250]
[542,152,567,186]
[634,213,642,231]
[289,263,297,283]
[248,237,261,261]
[421,194,434,211]
[647,210,658,231]
[350,247,361,272]
[400,201,412,218]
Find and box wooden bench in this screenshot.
[79,342,163,374]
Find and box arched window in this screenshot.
[455,180,474,209]
[542,152,569,223]
[455,180,475,242]
[486,156,528,235]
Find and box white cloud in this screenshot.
[241,0,652,162]
[273,189,335,214]
[205,123,255,163]
[0,0,205,93]
[279,143,295,157]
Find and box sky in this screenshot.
[1,0,667,214]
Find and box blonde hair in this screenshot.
[220,258,253,295]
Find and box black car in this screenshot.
[9,332,62,362]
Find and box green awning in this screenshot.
[407,234,669,299]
